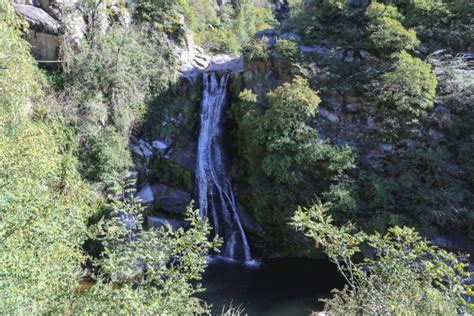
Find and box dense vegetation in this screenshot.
[1,0,472,314]
[0,1,217,314]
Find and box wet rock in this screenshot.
[151,183,192,214]
[152,139,169,151]
[350,0,370,7]
[319,108,339,123]
[168,141,198,172]
[256,28,282,38]
[378,144,395,154]
[299,45,330,55]
[432,234,472,255]
[367,116,376,129]
[280,32,302,44]
[433,105,450,115]
[137,183,154,204]
[147,215,187,230]
[400,139,423,148]
[236,202,263,235]
[208,55,244,73]
[131,139,154,158]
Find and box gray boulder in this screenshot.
[151,183,192,214]
[147,215,187,231]
[236,202,263,235]
[14,4,61,34]
[168,141,198,172]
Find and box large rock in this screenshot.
[14,3,61,64]
[14,4,61,34]
[138,183,192,214]
[151,183,192,214]
[237,202,263,235]
[168,141,198,172]
[208,55,244,74]
[137,183,154,204]
[147,215,187,230]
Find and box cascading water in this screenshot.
[196,72,252,263]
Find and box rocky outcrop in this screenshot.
[137,183,192,214]
[13,3,61,64]
[147,215,187,230]
[237,202,263,235]
[176,27,244,79]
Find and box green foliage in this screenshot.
[81,126,131,187]
[60,17,175,185]
[292,202,473,314]
[137,0,275,54]
[0,3,96,312]
[289,0,356,46]
[365,2,419,55]
[73,192,221,314]
[255,76,353,184]
[379,51,437,114]
[243,38,271,62]
[0,1,42,122]
[274,38,299,59]
[230,77,354,254]
[135,0,183,33]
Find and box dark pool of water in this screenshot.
[200,257,343,316]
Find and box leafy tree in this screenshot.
[60,12,175,185]
[243,38,271,62]
[0,2,96,313]
[274,38,299,59]
[73,191,221,315]
[365,2,419,55]
[290,0,353,45]
[81,126,131,187]
[230,77,354,255]
[292,201,473,314]
[255,76,353,184]
[379,51,437,114]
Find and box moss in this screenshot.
[148,157,194,192]
[141,78,202,142]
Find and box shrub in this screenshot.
[290,0,353,45]
[243,38,271,62]
[379,51,437,114]
[72,193,220,314]
[81,126,131,186]
[365,2,419,54]
[292,202,472,314]
[0,3,95,312]
[274,38,299,59]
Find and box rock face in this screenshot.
[138,183,192,214]
[13,0,130,66]
[237,202,263,235]
[176,27,244,78]
[13,3,61,64]
[147,215,187,230]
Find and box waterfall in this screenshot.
[196,72,252,262]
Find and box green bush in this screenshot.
[230,78,355,255]
[379,51,437,114]
[365,2,419,54]
[72,194,220,315]
[243,38,271,62]
[292,202,472,314]
[81,126,131,186]
[0,3,95,312]
[274,38,299,59]
[180,0,274,54]
[290,0,353,45]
